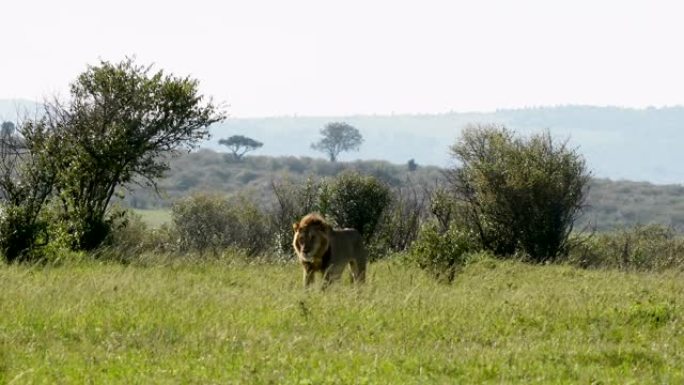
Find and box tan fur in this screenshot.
[292,213,367,288]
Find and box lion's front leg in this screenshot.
[349,259,366,284]
[302,265,315,288]
[322,263,345,290]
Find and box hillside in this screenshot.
[210,105,684,184]
[124,150,443,208]
[123,150,684,232]
[4,100,684,184]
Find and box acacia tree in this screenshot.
[219,135,263,160]
[311,122,363,162]
[44,58,225,250]
[1,121,15,138]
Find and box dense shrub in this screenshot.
[319,171,391,241]
[0,205,48,263]
[410,221,478,282]
[172,193,228,253]
[447,125,590,262]
[172,192,270,256]
[229,195,271,256]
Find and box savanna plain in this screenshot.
[1,255,682,385]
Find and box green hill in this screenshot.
[124,150,442,209]
[124,150,684,232]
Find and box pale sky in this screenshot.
[2,0,684,117]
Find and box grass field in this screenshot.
[1,256,683,384]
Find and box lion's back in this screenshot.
[330,228,366,262]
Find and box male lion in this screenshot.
[292,213,367,288]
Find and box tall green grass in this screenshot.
[1,257,683,384]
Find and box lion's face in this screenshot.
[293,216,330,263]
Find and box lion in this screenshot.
[292,213,367,288]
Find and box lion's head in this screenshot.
[292,213,331,264]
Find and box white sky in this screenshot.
[2,0,684,117]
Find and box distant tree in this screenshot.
[311,122,363,162]
[1,121,15,138]
[219,135,263,160]
[407,158,418,172]
[0,121,21,158]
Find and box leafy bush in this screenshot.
[0,205,48,263]
[173,193,233,254]
[447,125,590,262]
[172,192,270,256]
[228,195,271,256]
[410,221,477,282]
[319,171,391,240]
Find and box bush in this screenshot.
[410,221,477,282]
[172,192,270,256]
[228,195,271,256]
[319,171,391,241]
[447,125,590,262]
[0,205,48,263]
[173,193,233,254]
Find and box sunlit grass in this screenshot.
[1,256,683,384]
